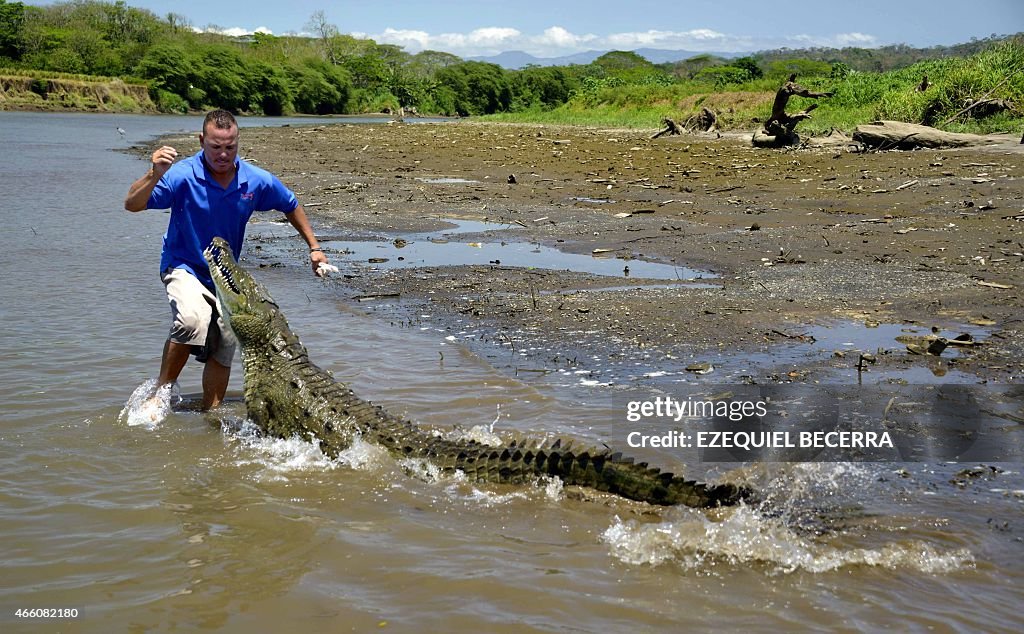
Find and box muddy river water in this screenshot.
[0,112,1021,632]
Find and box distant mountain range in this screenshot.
[468,48,741,69]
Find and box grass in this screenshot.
[0,70,155,113]
[0,66,148,85]
[485,40,1024,135]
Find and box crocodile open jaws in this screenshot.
[203,236,745,508]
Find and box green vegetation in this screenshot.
[0,68,152,112]
[786,40,1024,134]
[754,35,1014,73]
[0,0,1020,135]
[490,40,1024,135]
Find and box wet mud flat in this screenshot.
[228,121,1024,388]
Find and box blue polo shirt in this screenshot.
[148,151,298,288]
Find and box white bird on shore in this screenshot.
[116,126,126,138]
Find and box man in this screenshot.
[125,109,329,410]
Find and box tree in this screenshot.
[406,49,462,78]
[165,12,190,33]
[830,61,851,79]
[672,53,722,79]
[47,46,84,72]
[105,1,157,48]
[136,41,198,104]
[511,65,575,109]
[733,56,763,80]
[195,44,248,111]
[0,0,25,60]
[305,9,340,64]
[694,65,750,87]
[287,58,351,114]
[587,50,670,84]
[342,53,391,90]
[246,59,292,115]
[766,57,852,80]
[435,61,511,116]
[592,50,654,73]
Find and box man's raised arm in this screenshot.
[125,145,178,212]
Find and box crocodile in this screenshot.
[203,237,745,508]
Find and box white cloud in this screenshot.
[196,24,881,58]
[365,25,803,57]
[194,25,274,37]
[835,32,879,46]
[362,26,522,56]
[368,25,748,57]
[430,27,523,55]
[369,28,432,50]
[538,26,590,48]
[606,28,728,49]
[782,32,879,49]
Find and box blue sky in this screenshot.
[28,0,1024,57]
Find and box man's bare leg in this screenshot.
[157,339,191,387]
[136,339,190,421]
[201,358,231,410]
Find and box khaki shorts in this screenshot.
[162,267,237,367]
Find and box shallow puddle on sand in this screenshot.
[477,318,995,389]
[696,320,993,385]
[324,218,713,281]
[801,321,987,356]
[415,176,480,184]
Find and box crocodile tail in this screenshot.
[447,437,745,508]
[546,444,744,507]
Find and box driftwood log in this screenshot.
[651,108,718,139]
[651,117,685,139]
[851,120,999,150]
[684,107,717,132]
[752,74,833,148]
[951,98,1016,121]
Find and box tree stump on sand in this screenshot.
[753,74,833,148]
[651,117,685,139]
[685,107,717,132]
[652,108,718,139]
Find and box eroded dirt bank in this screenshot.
[222,121,1023,382]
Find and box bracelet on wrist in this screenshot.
[309,247,323,253]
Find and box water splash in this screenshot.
[450,475,565,507]
[399,456,458,484]
[398,442,565,507]
[600,509,974,574]
[225,419,387,479]
[119,379,179,428]
[601,462,975,574]
[434,405,506,447]
[542,475,565,501]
